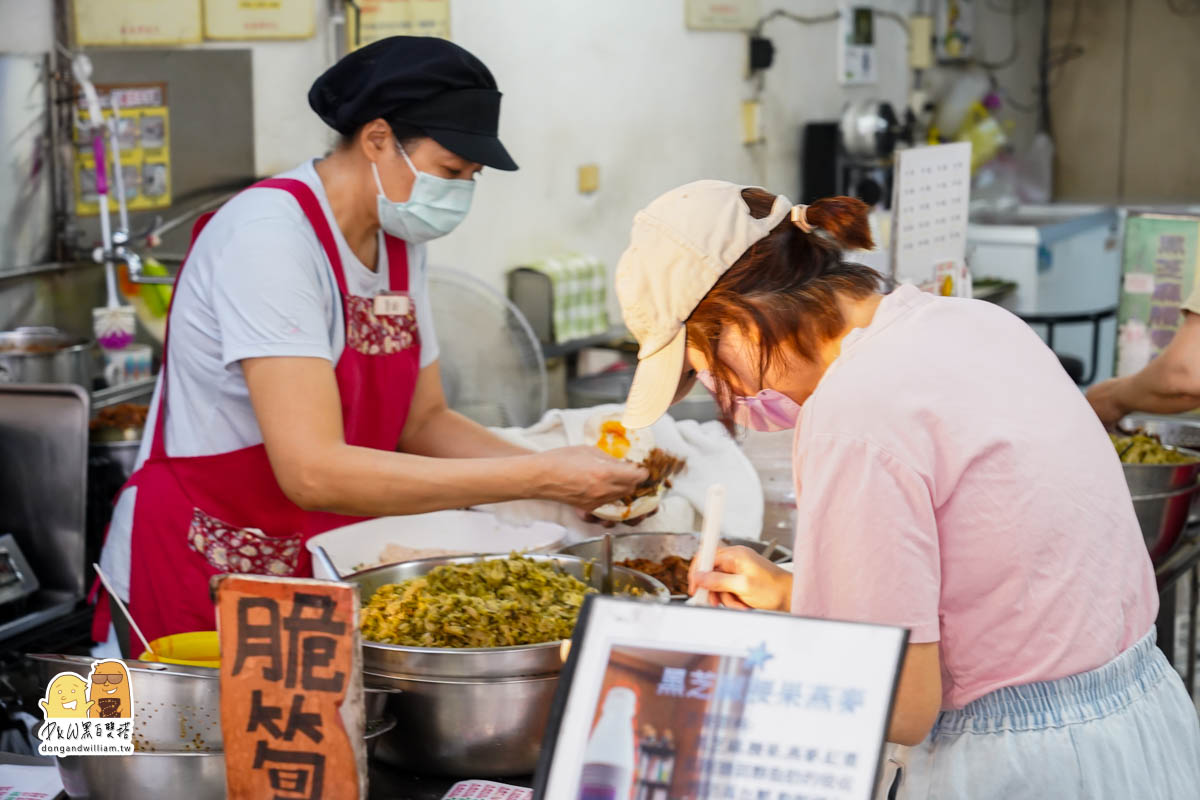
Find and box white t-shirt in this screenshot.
[99,159,439,600]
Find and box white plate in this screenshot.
[306,509,567,579]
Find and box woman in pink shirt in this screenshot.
[614,180,1200,798]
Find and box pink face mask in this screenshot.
[696,370,802,432]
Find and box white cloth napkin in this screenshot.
[475,405,763,543]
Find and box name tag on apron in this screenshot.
[373,292,412,317]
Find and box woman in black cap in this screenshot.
[93,37,645,650]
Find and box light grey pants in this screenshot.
[882,630,1200,800]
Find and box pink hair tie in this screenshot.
[790,204,813,233]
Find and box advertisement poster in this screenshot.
[1116,214,1200,375]
[537,598,907,800]
[73,84,171,217]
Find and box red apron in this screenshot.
[92,177,421,644]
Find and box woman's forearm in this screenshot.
[401,407,531,459]
[276,442,549,516]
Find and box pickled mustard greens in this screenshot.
[1111,434,1199,465]
[360,556,593,648]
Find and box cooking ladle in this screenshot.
[93,562,155,659]
[688,483,727,607]
[312,545,344,582]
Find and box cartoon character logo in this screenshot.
[39,673,95,719]
[87,660,133,719]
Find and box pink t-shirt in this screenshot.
[789,285,1157,709]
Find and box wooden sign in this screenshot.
[216,575,366,800]
[204,0,316,40]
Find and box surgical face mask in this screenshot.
[696,370,802,432]
[372,144,474,243]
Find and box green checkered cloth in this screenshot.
[533,253,610,343]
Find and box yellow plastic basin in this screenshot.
[137,631,221,668]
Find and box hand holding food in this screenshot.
[689,545,792,612]
[583,412,686,522]
[533,445,649,510]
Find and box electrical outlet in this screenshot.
[578,164,599,194]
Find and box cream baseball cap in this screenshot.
[615,180,793,429]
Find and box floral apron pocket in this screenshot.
[345,295,420,356]
[186,508,302,576]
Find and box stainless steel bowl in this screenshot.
[28,654,393,752]
[365,670,558,776]
[349,553,669,678]
[58,752,226,800]
[57,719,397,799]
[1132,483,1200,563]
[558,532,792,601]
[1119,416,1200,493]
[348,553,668,777]
[0,327,95,387]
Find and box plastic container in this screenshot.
[578,686,637,800]
[138,631,220,668]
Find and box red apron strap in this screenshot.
[148,210,217,461]
[255,178,350,296]
[384,234,410,292]
[150,178,350,461]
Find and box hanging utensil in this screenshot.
[600,533,614,595]
[312,545,344,582]
[93,562,155,658]
[687,484,726,607]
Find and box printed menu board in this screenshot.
[73,84,171,217]
[536,597,907,800]
[74,0,202,45]
[349,0,451,49]
[205,0,316,40]
[1115,213,1200,375]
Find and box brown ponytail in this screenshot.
[805,196,875,251]
[685,188,883,426]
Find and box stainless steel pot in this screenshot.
[56,718,396,799]
[89,439,141,482]
[1119,416,1200,493]
[58,752,226,800]
[558,532,792,601]
[349,553,669,678]
[28,654,393,753]
[365,670,558,776]
[1131,483,1200,563]
[348,553,668,777]
[0,327,94,387]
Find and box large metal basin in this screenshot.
[27,654,392,753]
[349,553,667,777]
[56,718,395,799]
[1120,416,1200,493]
[1132,484,1200,563]
[558,532,792,601]
[58,752,226,800]
[0,327,94,387]
[365,670,558,777]
[349,553,668,679]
